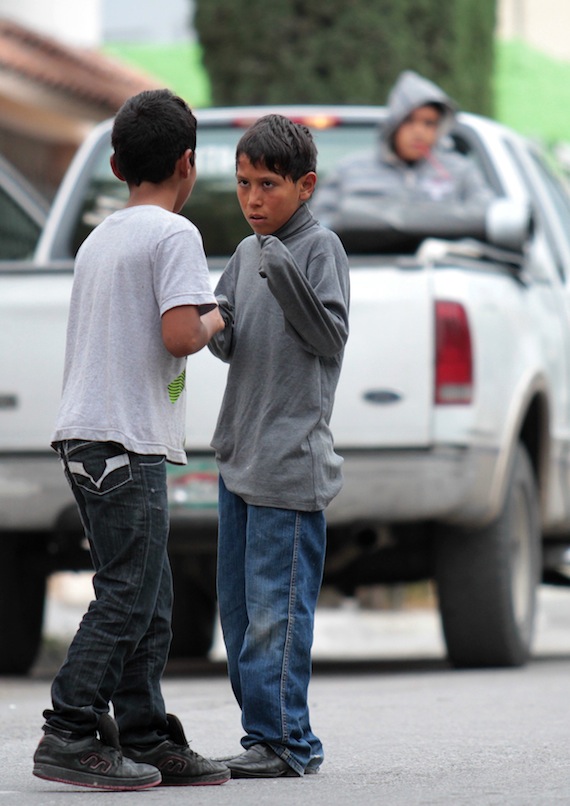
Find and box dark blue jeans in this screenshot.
[217,475,326,775]
[44,440,172,746]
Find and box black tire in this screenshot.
[434,442,541,668]
[169,555,217,659]
[0,533,47,675]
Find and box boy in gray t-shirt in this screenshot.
[33,90,229,791]
[209,115,350,778]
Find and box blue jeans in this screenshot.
[44,440,172,747]
[217,476,326,775]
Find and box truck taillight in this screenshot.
[435,301,473,405]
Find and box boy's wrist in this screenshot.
[215,295,234,327]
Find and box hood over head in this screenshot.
[382,70,457,144]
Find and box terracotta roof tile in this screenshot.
[0,18,162,112]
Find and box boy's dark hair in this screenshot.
[236,114,317,181]
[111,89,197,186]
[425,102,445,118]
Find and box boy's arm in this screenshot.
[259,235,349,357]
[162,304,224,358]
[208,258,237,362]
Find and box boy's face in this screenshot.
[236,155,316,235]
[393,105,442,162]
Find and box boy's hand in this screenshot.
[201,306,225,338]
[258,235,294,278]
[215,294,234,329]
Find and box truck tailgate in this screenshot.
[0,269,229,454]
[331,264,434,448]
[0,265,435,454]
[0,271,72,449]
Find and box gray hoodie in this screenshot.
[312,70,494,233]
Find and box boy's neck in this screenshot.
[125,180,180,212]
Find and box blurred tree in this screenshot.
[194,0,496,115]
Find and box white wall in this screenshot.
[102,0,194,43]
[2,1,569,62]
[497,0,570,62]
[0,0,101,46]
[0,0,194,47]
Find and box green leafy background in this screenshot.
[104,39,570,146]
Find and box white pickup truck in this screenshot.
[3,105,570,675]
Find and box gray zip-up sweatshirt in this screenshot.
[209,203,350,511]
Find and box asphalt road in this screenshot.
[2,586,570,805]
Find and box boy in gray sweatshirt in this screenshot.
[209,114,350,778]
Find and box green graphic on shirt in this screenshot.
[168,369,186,403]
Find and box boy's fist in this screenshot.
[258,235,293,278]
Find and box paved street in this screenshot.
[1,584,570,804]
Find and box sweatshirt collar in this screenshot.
[256,203,316,244]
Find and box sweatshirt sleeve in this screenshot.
[258,234,349,358]
[208,257,236,362]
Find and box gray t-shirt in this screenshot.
[52,205,216,463]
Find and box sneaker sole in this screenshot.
[33,763,161,791]
[159,771,230,786]
[229,767,299,779]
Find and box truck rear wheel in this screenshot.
[434,442,540,667]
[0,533,47,675]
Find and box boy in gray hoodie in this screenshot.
[209,114,350,778]
[312,70,494,247]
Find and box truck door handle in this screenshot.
[0,394,18,409]
[362,389,402,404]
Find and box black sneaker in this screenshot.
[122,713,230,786]
[33,713,161,791]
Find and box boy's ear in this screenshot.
[110,154,125,182]
[177,148,194,176]
[299,171,317,201]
